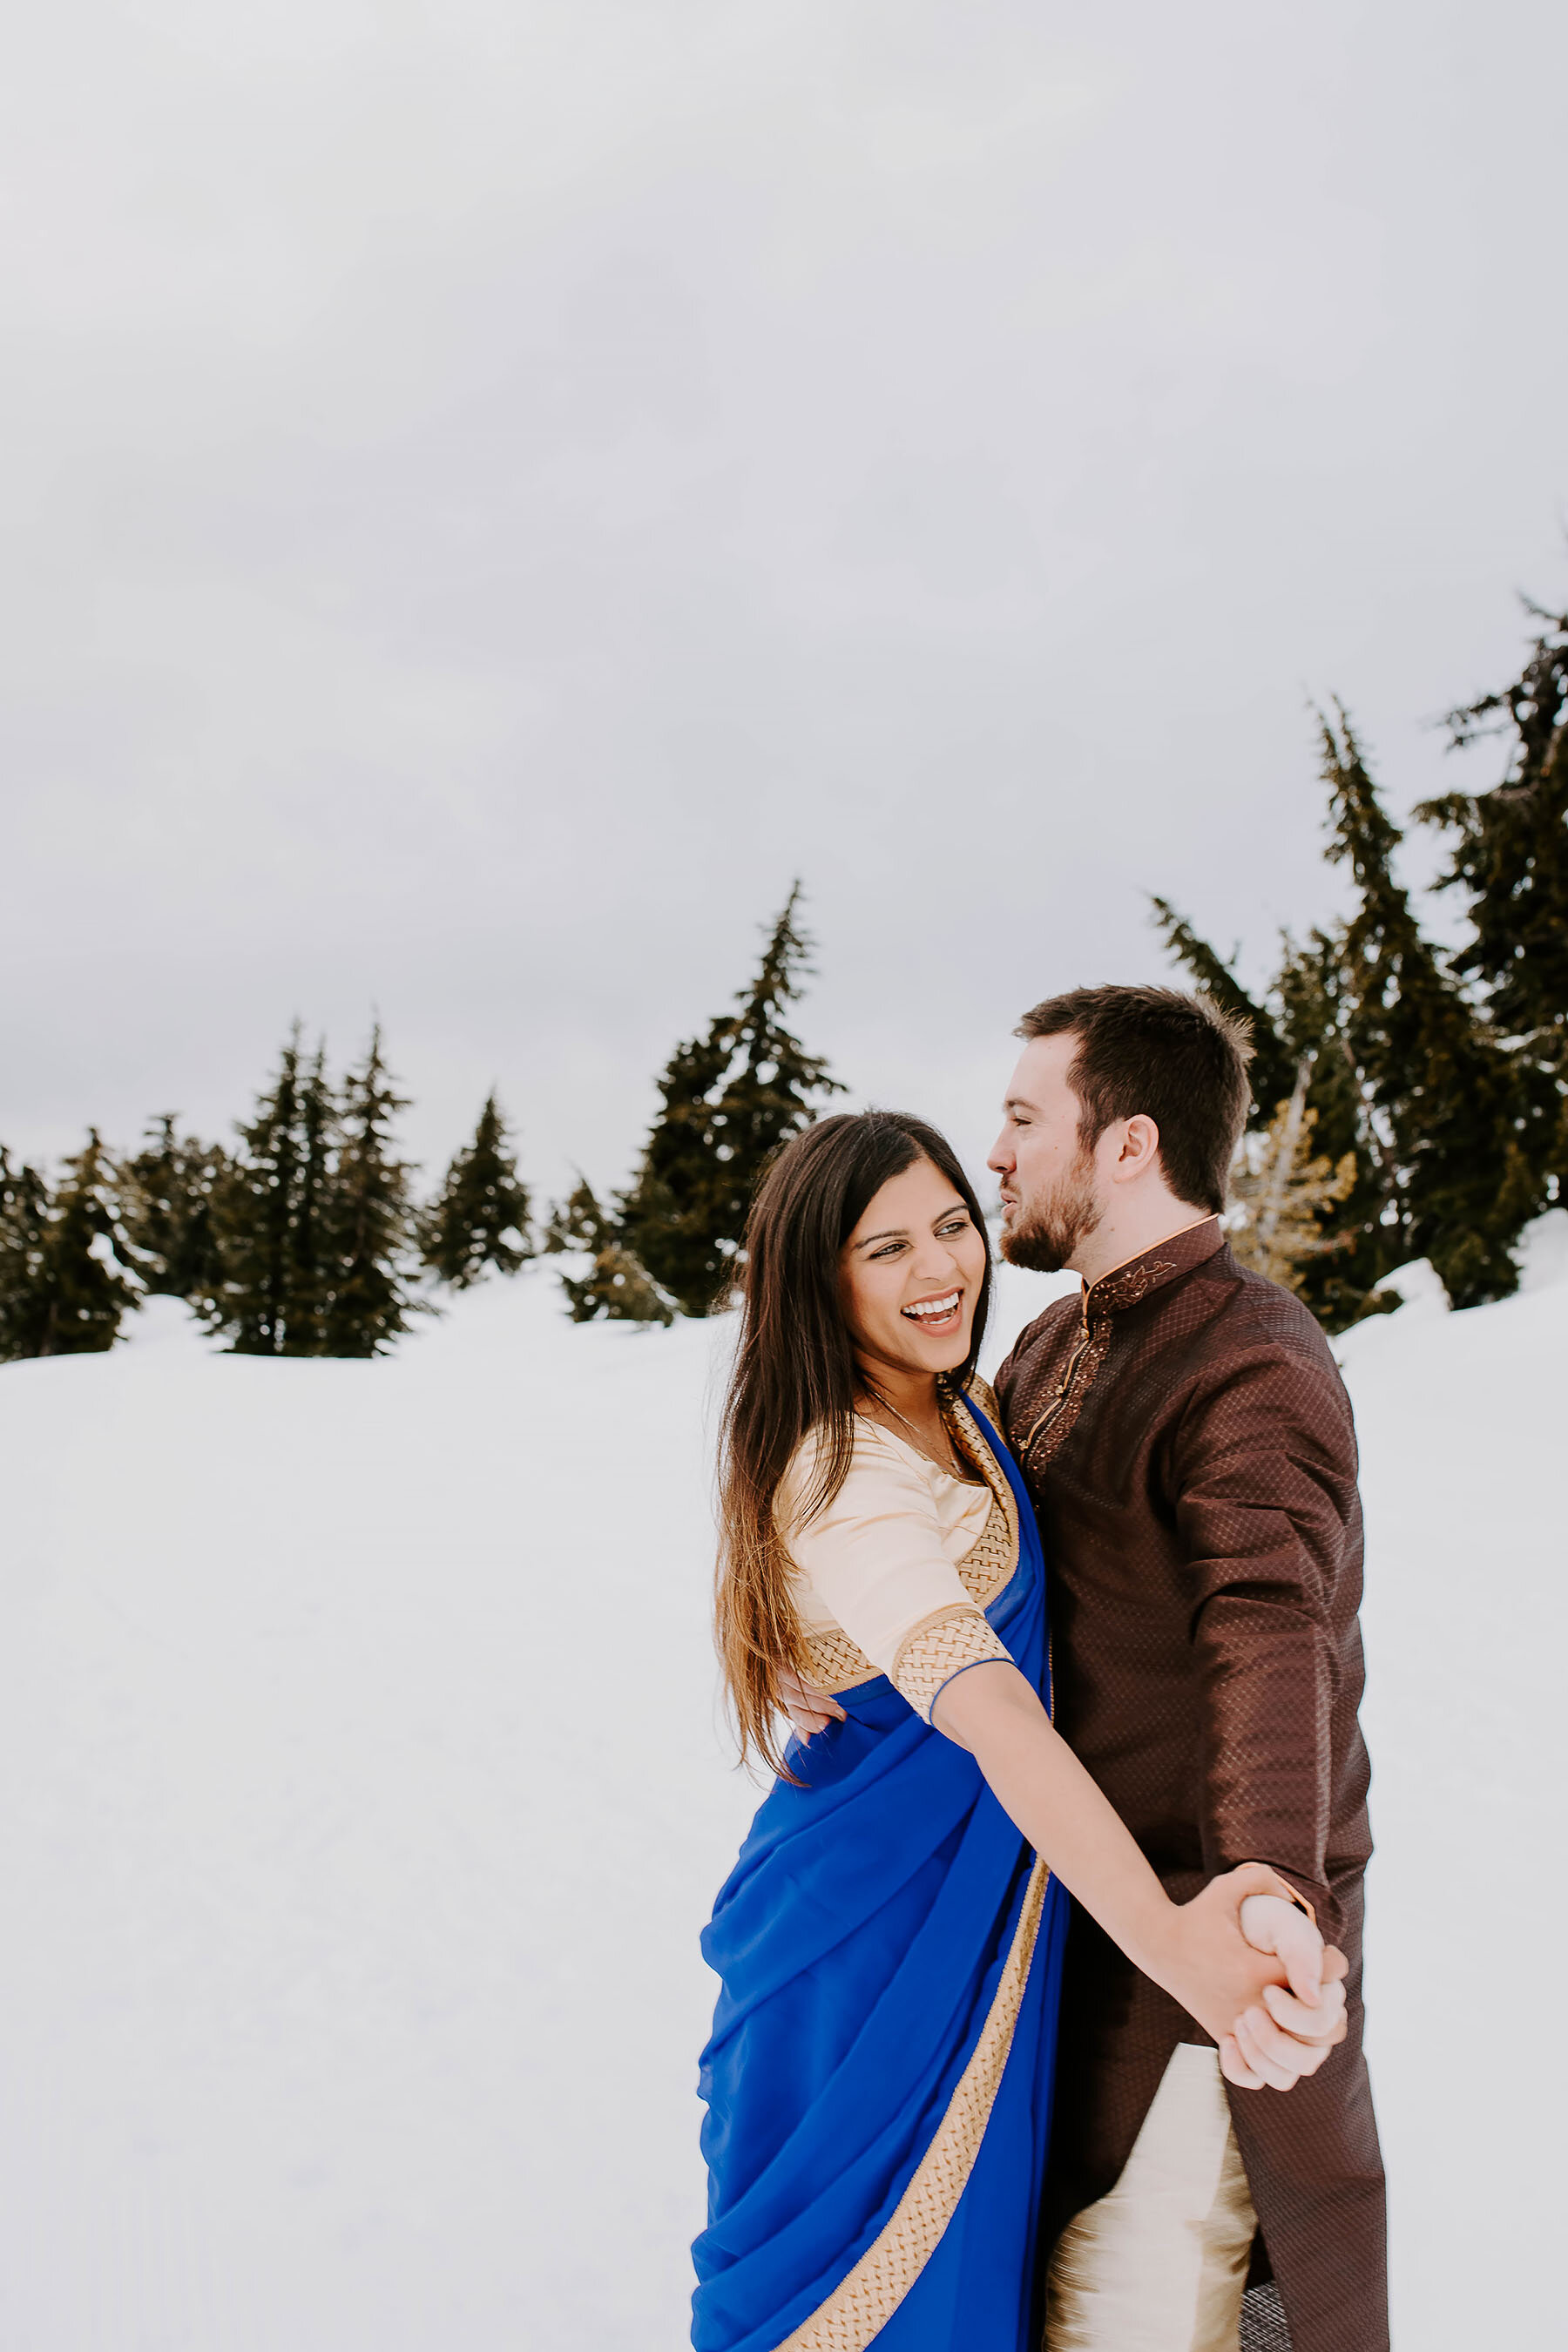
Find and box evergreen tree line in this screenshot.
[0,887,840,1358]
[0,1031,534,1360]
[1155,598,1566,1326]
[558,596,1566,1338]
[3,596,1560,1356]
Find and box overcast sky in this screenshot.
[3,0,1565,1205]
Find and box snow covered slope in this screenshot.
[0,1234,1563,2349]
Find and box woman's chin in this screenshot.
[892,1325,971,1374]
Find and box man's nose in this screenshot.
[986,1132,1011,1175]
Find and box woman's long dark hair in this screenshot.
[716,1111,992,1774]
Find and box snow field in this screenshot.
[0,1229,1563,2348]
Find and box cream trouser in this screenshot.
[1044,2044,1258,2352]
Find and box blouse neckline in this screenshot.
[852,1408,990,1492]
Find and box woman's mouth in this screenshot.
[901,1288,963,1335]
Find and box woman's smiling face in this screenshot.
[838,1155,989,1385]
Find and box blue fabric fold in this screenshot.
[693,1405,1068,2351]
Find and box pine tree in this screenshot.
[321,1025,423,1356]
[1416,600,1568,1210]
[1318,706,1531,1309]
[421,1093,533,1288]
[1226,1071,1356,1293]
[1155,706,1538,1327]
[0,1133,144,1359]
[619,885,844,1315]
[207,1028,320,1353]
[287,1042,338,1351]
[1154,904,1382,1322]
[542,1178,672,1326]
[1265,929,1396,1327]
[120,1116,228,1302]
[1148,901,1298,1119]
[0,1149,54,1360]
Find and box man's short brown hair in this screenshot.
[1015,984,1253,1214]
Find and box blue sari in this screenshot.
[693,1402,1068,2352]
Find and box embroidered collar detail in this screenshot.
[1082,1213,1225,1316]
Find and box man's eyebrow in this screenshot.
[1004,1095,1040,1114]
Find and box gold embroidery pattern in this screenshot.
[1095,1254,1177,1309]
[777,1855,1054,2352]
[946,1398,1018,1606]
[799,1621,881,1693]
[1015,1315,1112,1473]
[891,1605,1011,1720]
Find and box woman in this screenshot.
[693,1113,1329,2352]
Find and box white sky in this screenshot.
[3,0,1565,1205]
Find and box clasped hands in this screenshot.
[774,1669,1348,2093]
[1200,1874,1348,2093]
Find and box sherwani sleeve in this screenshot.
[1169,1342,1358,1936]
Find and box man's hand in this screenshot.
[775,1666,845,1743]
[1218,1891,1349,2092]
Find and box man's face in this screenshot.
[987,1033,1105,1274]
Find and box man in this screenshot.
[988,986,1384,2351]
[781,983,1383,2351]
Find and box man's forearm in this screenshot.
[1197,1599,1335,1921]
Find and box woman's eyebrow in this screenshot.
[855,1200,970,1251]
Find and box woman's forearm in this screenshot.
[933,1660,1175,1982]
[933,1664,1306,2049]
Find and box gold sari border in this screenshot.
[775,1854,1053,2352]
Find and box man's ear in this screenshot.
[1112,1113,1161,1180]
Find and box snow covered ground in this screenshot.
[0,1225,1563,2349]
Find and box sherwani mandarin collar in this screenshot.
[1080,1213,1226,1316]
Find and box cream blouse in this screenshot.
[775,1406,1015,1724]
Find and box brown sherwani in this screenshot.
[993,1217,1387,2352]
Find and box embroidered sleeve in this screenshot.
[779,1425,990,1687]
[891,1604,1011,1724]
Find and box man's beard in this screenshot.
[999,1158,1103,1274]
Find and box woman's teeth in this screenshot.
[902,1292,960,1322]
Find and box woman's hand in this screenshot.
[1147,1866,1322,2056]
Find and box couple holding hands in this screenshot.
[691,986,1384,2352]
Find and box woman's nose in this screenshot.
[912,1239,958,1280]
